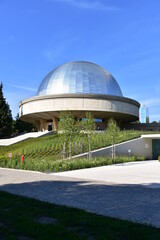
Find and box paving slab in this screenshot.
[0,161,160,228]
[54,160,160,188]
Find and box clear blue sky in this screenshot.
[1,0,160,122]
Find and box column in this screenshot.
[40,119,47,132]
[35,120,41,132]
[52,117,58,131]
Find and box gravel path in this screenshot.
[0,161,160,228]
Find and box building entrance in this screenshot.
[48,123,52,131]
[152,139,160,159]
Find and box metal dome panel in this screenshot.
[37,61,123,97]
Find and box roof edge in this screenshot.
[19,93,140,108]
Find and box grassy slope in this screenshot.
[0,130,144,158]
[0,131,154,172]
[0,191,160,240]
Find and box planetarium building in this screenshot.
[19,61,140,131]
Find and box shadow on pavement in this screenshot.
[0,178,160,228]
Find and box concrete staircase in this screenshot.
[0,132,49,146]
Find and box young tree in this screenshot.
[59,111,79,159]
[0,83,13,138]
[81,112,96,159]
[152,121,158,124]
[105,119,120,161]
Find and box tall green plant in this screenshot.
[59,111,79,159]
[0,82,13,138]
[13,113,36,134]
[105,119,120,161]
[81,113,96,159]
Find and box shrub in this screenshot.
[0,155,147,172]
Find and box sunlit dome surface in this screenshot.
[37,61,123,97]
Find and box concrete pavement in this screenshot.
[54,160,160,188]
[0,131,48,146]
[0,160,160,228]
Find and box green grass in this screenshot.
[0,156,146,172]
[0,191,160,240]
[0,130,144,159]
[0,130,147,157]
[0,130,154,172]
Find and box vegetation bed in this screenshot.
[0,156,146,172]
[0,130,153,172]
[0,130,143,158]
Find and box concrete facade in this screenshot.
[122,123,160,132]
[92,137,152,159]
[73,135,160,160]
[19,94,140,131]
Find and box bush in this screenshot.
[0,155,147,172]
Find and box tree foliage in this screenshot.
[59,111,79,159]
[152,121,158,124]
[13,113,36,134]
[81,113,96,159]
[0,83,13,138]
[105,119,120,160]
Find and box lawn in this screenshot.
[0,155,146,172]
[0,191,160,240]
[0,130,143,161]
[0,130,152,172]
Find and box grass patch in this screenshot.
[0,130,147,161]
[0,156,146,172]
[0,130,153,172]
[0,191,160,240]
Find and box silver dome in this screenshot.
[37,61,123,97]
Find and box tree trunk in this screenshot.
[113,144,115,162]
[88,135,92,160]
[111,137,115,162]
[69,141,72,159]
[62,142,65,160]
[111,144,114,161]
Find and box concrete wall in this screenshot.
[73,137,153,160]
[122,123,160,132]
[92,137,152,159]
[19,96,139,118]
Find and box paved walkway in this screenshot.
[0,131,48,146]
[0,161,160,228]
[54,160,160,187]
